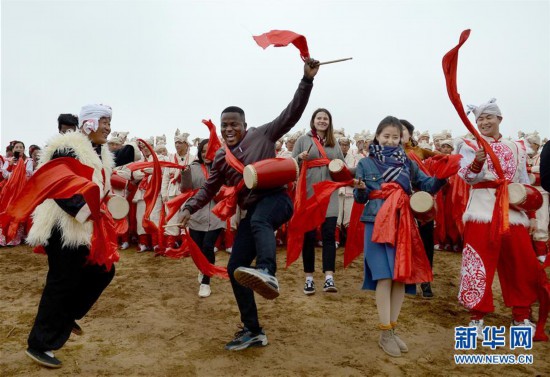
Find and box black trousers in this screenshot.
[227,192,293,333]
[189,228,223,285]
[302,216,338,273]
[28,227,115,351]
[419,220,435,268]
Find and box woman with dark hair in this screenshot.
[181,139,226,298]
[1,140,34,179]
[400,119,440,299]
[29,145,41,172]
[354,116,446,357]
[0,140,34,246]
[292,108,345,295]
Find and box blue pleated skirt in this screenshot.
[362,222,416,294]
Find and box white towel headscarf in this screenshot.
[466,98,502,121]
[79,104,112,134]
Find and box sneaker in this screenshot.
[233,267,279,300]
[225,247,232,254]
[391,329,408,353]
[303,280,315,295]
[198,272,204,284]
[378,330,401,357]
[72,321,83,336]
[469,319,484,340]
[137,244,149,253]
[537,255,547,263]
[224,327,268,351]
[335,241,340,248]
[120,242,129,250]
[323,278,338,293]
[25,348,62,368]
[420,282,433,299]
[511,319,536,338]
[214,247,219,253]
[198,284,211,298]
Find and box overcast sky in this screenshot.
[1,0,549,153]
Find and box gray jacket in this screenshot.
[292,131,345,218]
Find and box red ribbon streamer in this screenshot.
[442,29,509,238]
[202,119,222,161]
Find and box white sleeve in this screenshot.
[1,161,10,179]
[25,159,34,177]
[457,142,486,184]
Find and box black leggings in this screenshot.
[419,220,435,268]
[302,217,337,273]
[189,228,223,285]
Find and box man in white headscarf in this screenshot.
[457,98,541,339]
[162,129,195,248]
[25,103,116,368]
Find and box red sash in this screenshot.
[368,183,432,284]
[286,137,332,267]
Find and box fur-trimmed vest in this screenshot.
[27,132,114,248]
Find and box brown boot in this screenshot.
[379,329,402,357]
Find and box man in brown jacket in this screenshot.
[181,58,319,350]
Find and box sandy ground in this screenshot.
[0,244,548,377]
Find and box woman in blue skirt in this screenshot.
[354,116,446,357]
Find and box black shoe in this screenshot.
[224,327,268,351]
[72,321,83,336]
[323,278,338,293]
[303,280,315,295]
[421,282,433,299]
[25,348,62,368]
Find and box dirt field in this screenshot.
[1,245,548,377]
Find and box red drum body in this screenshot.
[243,158,299,190]
[410,191,436,222]
[106,195,130,220]
[329,159,353,183]
[508,183,543,212]
[111,174,128,191]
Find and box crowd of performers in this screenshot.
[1,60,550,368]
